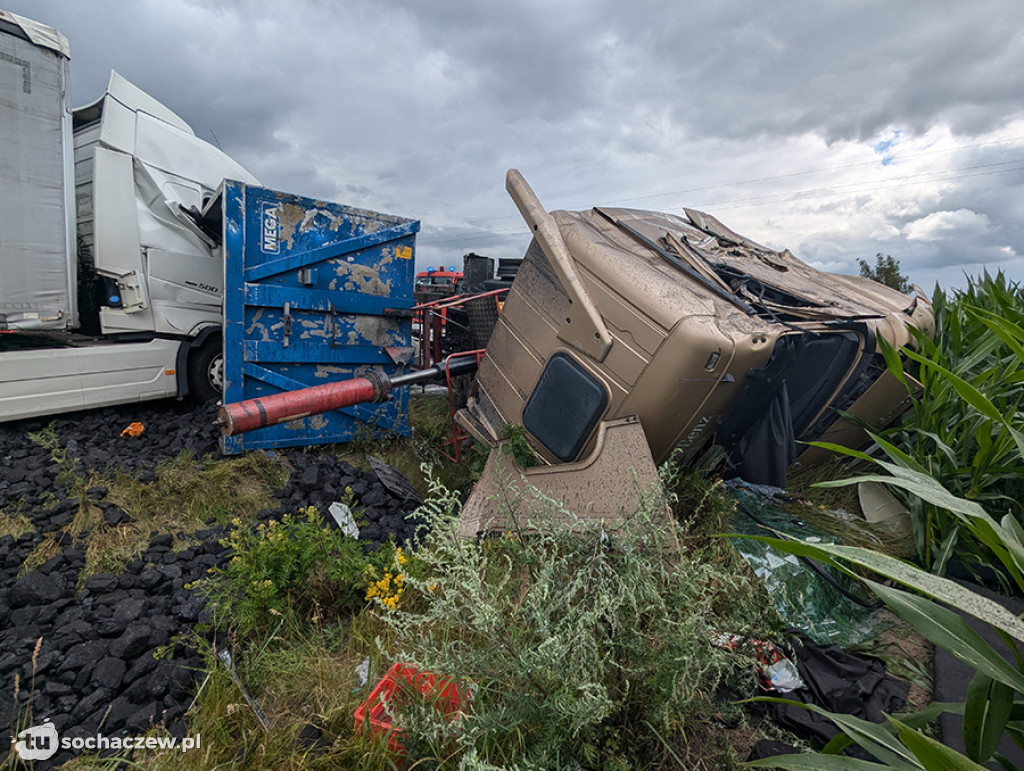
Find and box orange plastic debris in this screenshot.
[120,422,145,438]
[354,663,470,757]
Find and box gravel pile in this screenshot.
[53,400,221,476]
[0,400,426,767]
[0,527,228,767]
[263,451,426,547]
[0,398,219,516]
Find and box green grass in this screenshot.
[337,391,485,498]
[27,382,946,770]
[72,455,780,771]
[59,615,402,771]
[84,450,286,578]
[16,449,287,583]
[27,421,85,493]
[105,449,288,529]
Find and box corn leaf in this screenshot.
[969,308,1024,361]
[743,697,920,769]
[732,536,1024,646]
[902,347,1024,460]
[868,580,1024,693]
[963,671,1014,763]
[812,463,1024,587]
[813,463,991,522]
[872,434,930,474]
[804,440,876,464]
[932,527,959,575]
[878,334,910,390]
[743,755,892,770]
[893,716,989,770]
[821,702,965,756]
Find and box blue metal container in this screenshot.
[220,181,419,454]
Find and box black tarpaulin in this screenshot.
[771,634,909,749]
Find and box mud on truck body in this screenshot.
[455,171,933,531]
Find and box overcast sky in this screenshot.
[8,0,1024,291]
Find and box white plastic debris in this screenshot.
[328,501,359,538]
[767,657,805,693]
[355,657,370,688]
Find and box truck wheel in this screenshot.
[188,338,223,402]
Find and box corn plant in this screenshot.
[742,464,1024,769]
[874,272,1024,572]
[743,321,1024,769]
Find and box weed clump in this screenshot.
[374,472,773,768]
[500,423,540,469]
[27,422,82,490]
[197,506,411,636]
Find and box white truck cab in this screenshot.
[0,9,260,420]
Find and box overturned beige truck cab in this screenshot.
[456,170,932,534]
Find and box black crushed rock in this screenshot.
[0,399,429,767]
[0,399,219,518]
[0,526,230,766]
[259,449,428,549]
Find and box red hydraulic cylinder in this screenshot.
[216,358,479,437]
[216,371,389,437]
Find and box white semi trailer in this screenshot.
[0,9,259,421]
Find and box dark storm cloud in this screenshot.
[5,0,1023,283]
[630,1,1024,142]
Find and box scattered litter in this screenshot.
[366,455,421,503]
[328,501,360,539]
[711,632,804,693]
[770,634,909,749]
[858,480,912,533]
[764,654,805,694]
[355,657,370,689]
[119,421,145,438]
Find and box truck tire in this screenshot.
[188,337,223,402]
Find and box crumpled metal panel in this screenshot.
[220,181,418,454]
[459,173,934,481]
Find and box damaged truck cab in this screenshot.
[457,170,933,532]
[1,9,260,420]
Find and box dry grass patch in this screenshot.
[19,533,63,576]
[17,450,288,583]
[105,449,287,531]
[121,614,396,771]
[0,509,35,541]
[337,391,484,499]
[81,450,285,578]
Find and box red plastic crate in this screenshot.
[354,663,470,755]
